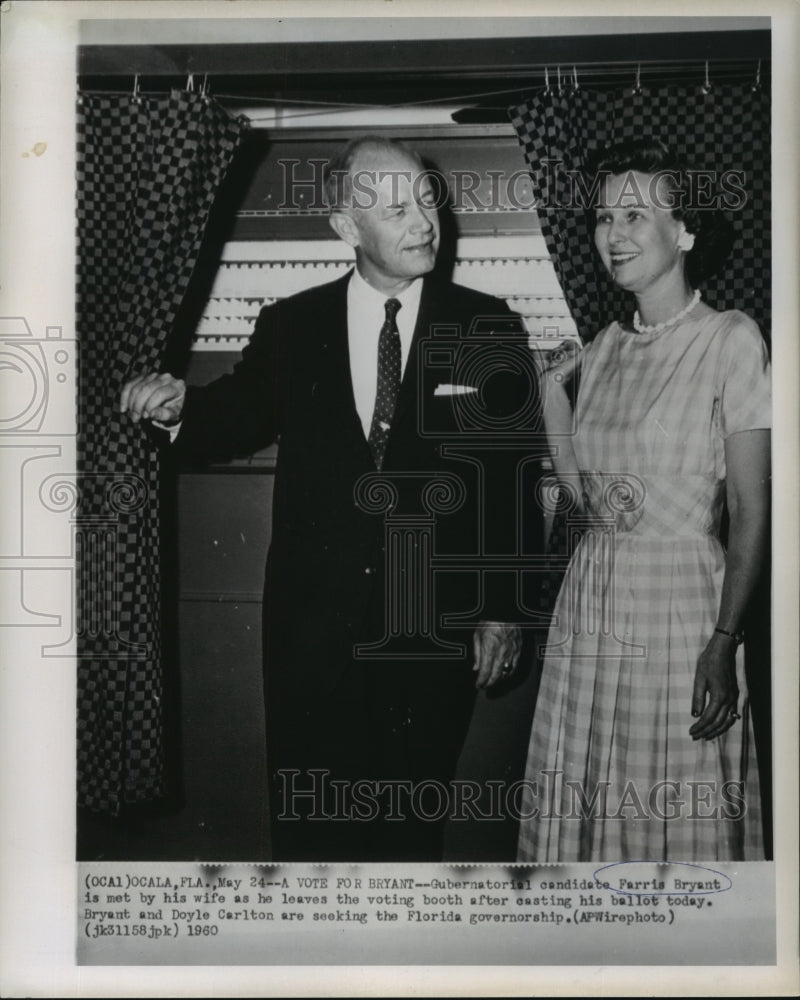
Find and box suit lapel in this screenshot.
[318,270,375,465]
[392,275,439,431]
[321,272,356,411]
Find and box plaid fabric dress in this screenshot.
[517,309,770,862]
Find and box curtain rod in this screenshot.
[80,58,767,84]
[78,60,767,108]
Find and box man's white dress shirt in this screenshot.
[347,268,422,439]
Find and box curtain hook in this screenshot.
[572,65,579,91]
[752,59,762,92]
[131,74,141,104]
[544,67,551,96]
[557,65,562,95]
[186,73,194,93]
[201,73,210,101]
[699,60,713,95]
[626,64,644,98]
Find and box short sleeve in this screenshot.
[719,314,771,437]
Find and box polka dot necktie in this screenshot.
[368,297,402,469]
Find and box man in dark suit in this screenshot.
[121,137,541,861]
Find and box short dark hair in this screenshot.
[323,136,424,211]
[594,139,736,284]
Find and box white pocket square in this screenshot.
[434,383,478,396]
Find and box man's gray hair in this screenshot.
[323,136,424,211]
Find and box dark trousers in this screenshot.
[266,653,477,862]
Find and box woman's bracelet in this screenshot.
[714,626,744,645]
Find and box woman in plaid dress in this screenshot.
[517,141,770,862]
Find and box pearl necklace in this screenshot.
[633,289,701,334]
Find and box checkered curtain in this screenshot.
[509,84,771,344]
[509,84,771,614]
[76,91,248,814]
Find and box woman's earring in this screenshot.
[677,230,696,252]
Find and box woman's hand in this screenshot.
[536,340,585,514]
[538,339,582,439]
[689,632,740,741]
[540,339,582,389]
[688,429,769,742]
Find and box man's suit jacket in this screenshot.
[175,271,541,695]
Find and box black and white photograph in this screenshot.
[0,1,798,995]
